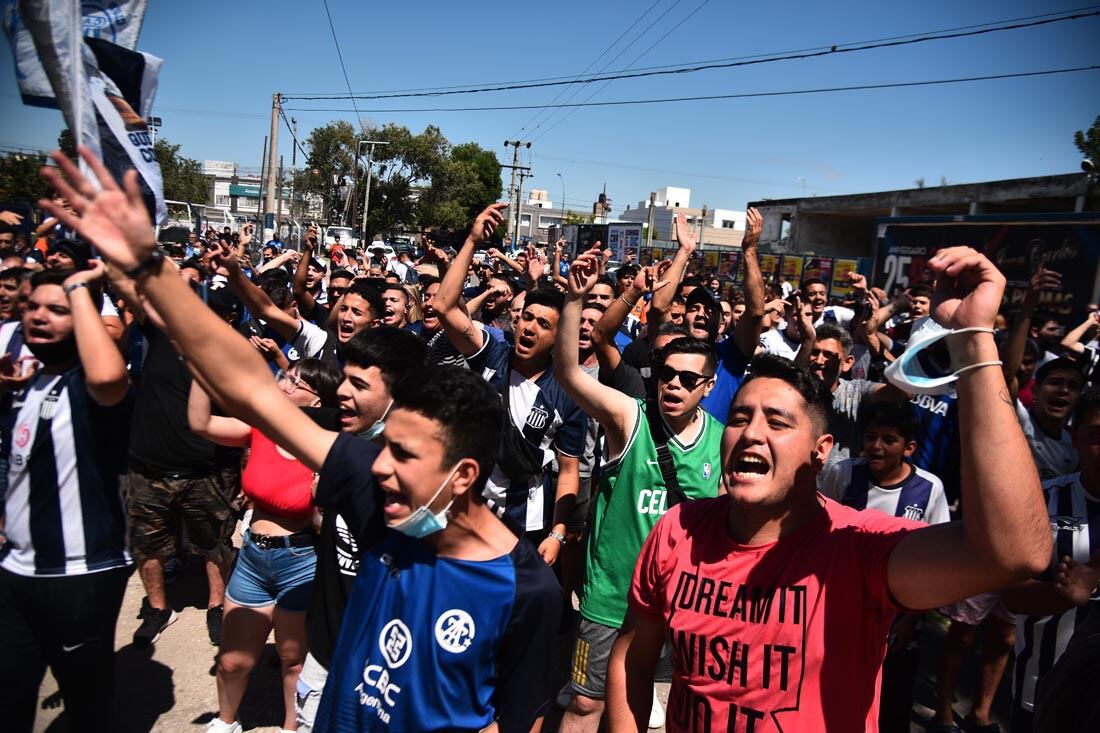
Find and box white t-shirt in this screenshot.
[1015,400,1077,481]
[290,319,331,360]
[814,305,855,330]
[758,327,801,361]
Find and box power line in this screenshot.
[511,0,664,137]
[282,7,1100,102]
[283,65,1100,114]
[320,0,363,130]
[278,106,309,163]
[520,0,687,137]
[533,0,711,142]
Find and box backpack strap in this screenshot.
[645,400,689,507]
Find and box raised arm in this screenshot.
[40,147,336,472]
[257,249,298,275]
[64,262,129,406]
[1061,311,1100,356]
[1002,266,1060,401]
[553,248,638,457]
[215,241,302,343]
[435,204,506,356]
[292,230,319,314]
[488,245,524,274]
[731,207,765,358]
[885,247,1051,610]
[650,212,696,318]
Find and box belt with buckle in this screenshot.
[247,529,314,549]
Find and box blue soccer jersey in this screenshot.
[314,434,562,733]
[699,335,750,424]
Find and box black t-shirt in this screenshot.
[305,432,383,669]
[600,358,646,400]
[129,326,239,475]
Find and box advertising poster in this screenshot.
[757,254,779,282]
[703,250,719,272]
[779,255,804,286]
[831,258,861,298]
[802,257,834,285]
[874,219,1100,323]
[718,251,740,278]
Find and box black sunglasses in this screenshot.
[657,364,712,391]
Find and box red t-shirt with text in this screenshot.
[629,494,921,733]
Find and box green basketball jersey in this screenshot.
[580,399,722,627]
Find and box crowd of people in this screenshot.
[0,147,1097,733]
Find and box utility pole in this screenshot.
[503,141,531,250]
[276,155,284,239]
[289,117,298,238]
[357,139,389,245]
[263,93,281,239]
[258,135,268,240]
[645,191,657,250]
[516,169,533,244]
[698,204,707,254]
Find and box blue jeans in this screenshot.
[225,531,316,611]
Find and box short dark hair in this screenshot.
[909,284,933,299]
[654,322,690,339]
[800,277,826,291]
[738,354,832,435]
[1073,386,1100,427]
[524,286,565,315]
[616,264,638,279]
[390,365,504,495]
[418,274,439,289]
[258,277,293,311]
[1035,357,1084,386]
[662,336,717,375]
[0,266,28,283]
[344,280,385,320]
[340,325,426,388]
[291,357,342,408]
[329,268,355,282]
[814,322,853,356]
[864,401,919,442]
[29,268,103,305]
[180,257,207,278]
[581,301,607,314]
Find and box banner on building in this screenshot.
[830,258,861,298]
[8,0,164,223]
[875,218,1100,324]
[801,256,834,285]
[607,223,642,263]
[717,251,740,279]
[779,255,804,286]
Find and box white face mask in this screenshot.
[390,464,461,539]
[885,317,995,395]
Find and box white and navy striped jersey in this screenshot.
[0,366,132,577]
[1013,472,1100,711]
[468,328,586,532]
[819,458,951,525]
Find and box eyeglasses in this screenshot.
[275,370,317,396]
[657,364,712,391]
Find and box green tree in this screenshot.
[563,209,594,224]
[58,129,76,158]
[300,120,358,223]
[153,138,208,202]
[1074,115,1100,163]
[0,151,51,202]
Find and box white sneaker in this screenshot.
[648,691,665,729]
[204,719,242,733]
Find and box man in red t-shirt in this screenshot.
[607,248,1053,733]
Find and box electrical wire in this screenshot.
[282,7,1100,101]
[320,0,363,130]
[283,65,1100,114]
[278,106,310,163]
[511,0,664,137]
[532,0,711,142]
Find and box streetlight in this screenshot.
[556,172,565,232]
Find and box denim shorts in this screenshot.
[225,530,317,611]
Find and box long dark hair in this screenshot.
[291,358,341,408]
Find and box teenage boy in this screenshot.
[0,265,131,733]
[435,204,586,561]
[607,246,1052,733]
[1002,386,1100,733]
[40,148,562,733]
[554,249,723,732]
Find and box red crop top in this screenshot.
[241,428,315,519]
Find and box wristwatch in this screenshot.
[124,248,165,279]
[549,531,567,546]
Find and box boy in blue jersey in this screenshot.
[42,150,563,733]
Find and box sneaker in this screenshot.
[163,556,184,584]
[132,598,177,647]
[649,690,665,729]
[204,718,242,733]
[206,604,224,646]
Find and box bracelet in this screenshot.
[549,530,567,546]
[621,294,638,308]
[124,248,165,279]
[953,359,1003,376]
[63,281,89,295]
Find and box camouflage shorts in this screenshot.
[126,465,241,565]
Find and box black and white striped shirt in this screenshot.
[0,366,132,576]
[1013,472,1100,711]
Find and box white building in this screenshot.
[617,186,746,247]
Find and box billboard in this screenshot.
[607,223,642,263]
[874,217,1100,324]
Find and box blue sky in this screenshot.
[2,0,1098,215]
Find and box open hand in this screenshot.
[470,204,507,244]
[675,211,697,251]
[743,207,762,249]
[566,245,601,297]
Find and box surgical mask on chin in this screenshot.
[359,400,394,441]
[391,464,461,539]
[884,316,995,395]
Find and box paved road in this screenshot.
[34,552,1011,732]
